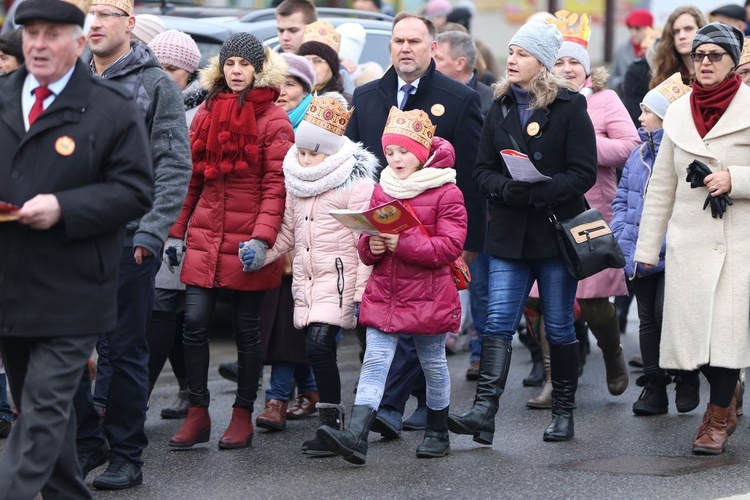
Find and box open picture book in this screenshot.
[329,200,421,235]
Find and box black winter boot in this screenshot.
[632,373,671,416]
[416,407,450,458]
[302,403,344,457]
[317,405,376,465]
[674,370,701,413]
[447,336,512,445]
[523,341,545,387]
[161,378,190,419]
[543,342,579,442]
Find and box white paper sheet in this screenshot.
[500,149,551,183]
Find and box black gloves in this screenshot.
[686,159,732,219]
[502,180,531,207]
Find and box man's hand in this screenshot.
[134,246,153,265]
[15,194,62,230]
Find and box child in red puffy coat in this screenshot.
[317,106,467,465]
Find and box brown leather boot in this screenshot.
[287,391,319,420]
[219,408,254,449]
[692,404,730,455]
[527,332,551,409]
[256,399,288,431]
[727,381,744,436]
[168,406,211,448]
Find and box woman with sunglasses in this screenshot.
[635,22,750,455]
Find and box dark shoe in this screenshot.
[160,389,189,420]
[317,405,377,465]
[727,380,743,436]
[692,404,730,455]
[92,461,143,490]
[523,343,544,387]
[628,354,644,368]
[403,406,427,431]
[0,419,11,439]
[256,399,288,431]
[603,346,629,396]
[416,407,450,458]
[287,391,319,420]
[448,336,512,445]
[674,371,701,413]
[218,361,239,383]
[169,406,210,448]
[632,374,671,416]
[543,342,579,442]
[302,403,344,457]
[219,407,254,449]
[465,360,480,381]
[371,407,402,438]
[79,443,110,478]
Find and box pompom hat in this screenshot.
[220,32,266,74]
[149,30,201,74]
[509,20,563,71]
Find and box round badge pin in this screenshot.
[431,103,445,117]
[526,122,540,136]
[55,136,75,156]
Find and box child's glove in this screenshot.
[163,238,186,273]
[238,239,269,272]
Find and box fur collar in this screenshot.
[199,47,287,93]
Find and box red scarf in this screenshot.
[690,74,742,138]
[192,87,278,178]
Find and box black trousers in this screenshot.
[631,271,665,375]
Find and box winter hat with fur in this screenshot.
[296,92,352,155]
[280,52,316,94]
[381,106,437,164]
[149,30,201,74]
[220,32,266,73]
[508,19,562,71]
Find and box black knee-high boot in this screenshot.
[543,341,579,442]
[447,336,512,445]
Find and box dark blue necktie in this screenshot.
[399,83,415,110]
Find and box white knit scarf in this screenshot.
[379,165,456,200]
[283,140,358,198]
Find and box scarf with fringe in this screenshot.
[191,88,276,179]
[379,165,456,200]
[283,140,358,198]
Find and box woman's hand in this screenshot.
[369,235,387,255]
[704,171,732,197]
[380,233,400,253]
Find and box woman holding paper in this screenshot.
[450,19,597,443]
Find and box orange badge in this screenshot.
[526,122,540,136]
[431,104,445,117]
[55,136,75,156]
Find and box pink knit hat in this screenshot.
[149,30,201,74]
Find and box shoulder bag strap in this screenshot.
[402,200,431,237]
[500,98,524,153]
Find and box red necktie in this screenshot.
[28,86,52,126]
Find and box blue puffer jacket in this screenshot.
[611,128,666,279]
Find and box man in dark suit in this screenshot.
[435,30,494,117]
[0,0,153,497]
[346,12,484,436]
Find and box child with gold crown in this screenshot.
[240,92,379,456]
[316,107,467,465]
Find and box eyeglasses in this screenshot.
[88,10,130,20]
[690,51,728,63]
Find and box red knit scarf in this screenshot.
[690,73,742,138]
[192,87,278,179]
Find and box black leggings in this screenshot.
[700,365,740,408]
[146,310,186,395]
[305,323,342,404]
[631,272,665,375]
[183,286,264,408]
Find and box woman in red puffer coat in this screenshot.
[166,33,293,451]
[317,107,467,465]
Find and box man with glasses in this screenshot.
[72,0,191,490]
[0,0,154,496]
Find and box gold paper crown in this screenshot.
[547,10,591,48]
[640,27,660,51]
[382,107,436,151]
[68,0,93,15]
[91,0,133,15]
[302,20,341,53]
[656,73,691,104]
[303,95,353,137]
[740,37,750,67]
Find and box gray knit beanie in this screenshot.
[692,22,744,66]
[557,40,590,75]
[508,19,562,71]
[220,33,266,74]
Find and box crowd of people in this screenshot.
[0,0,749,497]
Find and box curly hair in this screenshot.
[649,6,706,89]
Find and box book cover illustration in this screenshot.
[330,200,421,235]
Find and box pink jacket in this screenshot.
[265,140,378,329]
[358,142,467,335]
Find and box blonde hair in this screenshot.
[493,70,576,110]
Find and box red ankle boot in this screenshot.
[169,406,211,448]
[219,408,254,449]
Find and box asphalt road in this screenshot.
[5,307,750,500]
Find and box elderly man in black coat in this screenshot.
[345,12,484,437]
[0,0,153,497]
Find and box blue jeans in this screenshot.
[355,329,450,411]
[0,373,11,423]
[266,362,317,401]
[486,256,577,345]
[468,252,490,362]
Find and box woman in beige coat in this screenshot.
[635,23,750,455]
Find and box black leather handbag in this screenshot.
[548,208,626,280]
